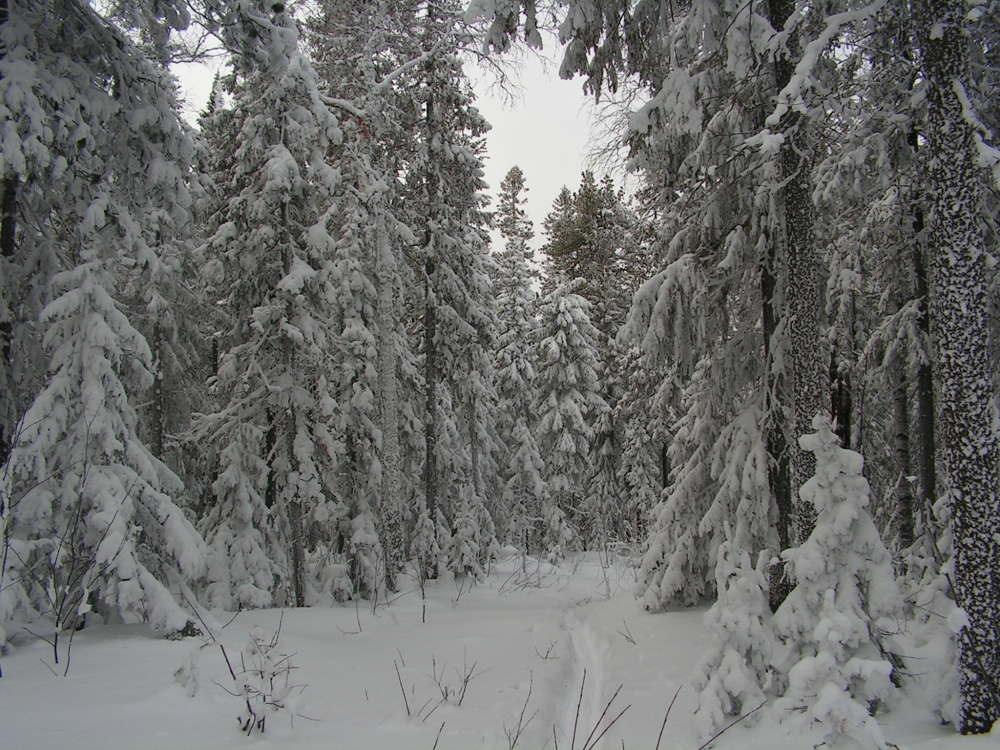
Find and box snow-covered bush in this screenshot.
[691,535,773,739]
[772,416,903,749]
[222,622,307,735]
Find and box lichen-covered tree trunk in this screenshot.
[375,209,404,590]
[916,0,1000,733]
[766,0,827,546]
[911,204,937,524]
[763,244,794,612]
[890,306,915,551]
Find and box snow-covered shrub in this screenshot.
[348,513,382,600]
[772,416,903,749]
[222,622,307,735]
[691,535,773,739]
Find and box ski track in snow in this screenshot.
[557,609,613,750]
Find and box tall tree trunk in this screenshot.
[763,235,794,611]
[150,322,165,459]
[830,347,852,448]
[422,55,441,560]
[281,208,305,608]
[1,0,17,471]
[911,204,937,526]
[286,407,305,607]
[891,352,915,552]
[0,175,17,470]
[423,270,438,521]
[766,0,826,546]
[375,208,404,590]
[916,0,1000,732]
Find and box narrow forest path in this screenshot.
[553,609,612,749]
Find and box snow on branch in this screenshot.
[765,0,888,127]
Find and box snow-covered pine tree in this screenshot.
[492,165,545,550]
[771,416,903,748]
[194,0,343,608]
[533,281,606,559]
[540,171,638,349]
[2,0,207,645]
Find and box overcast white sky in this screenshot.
[173,35,601,255]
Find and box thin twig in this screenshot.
[422,696,447,723]
[582,704,630,750]
[655,685,683,750]
[39,658,58,677]
[505,672,537,750]
[431,721,446,750]
[580,684,623,750]
[571,669,586,750]
[395,660,411,717]
[695,701,766,750]
[616,621,636,645]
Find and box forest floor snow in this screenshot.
[1,549,994,749]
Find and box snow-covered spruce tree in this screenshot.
[771,416,903,748]
[194,1,343,608]
[2,0,207,645]
[533,281,606,560]
[305,0,430,592]
[691,534,773,739]
[581,341,623,548]
[544,0,790,606]
[200,423,282,610]
[613,343,663,544]
[408,1,500,578]
[914,0,1000,732]
[492,165,545,550]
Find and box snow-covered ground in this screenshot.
[0,551,993,750]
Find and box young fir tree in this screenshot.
[533,281,607,559]
[194,1,343,609]
[613,343,663,544]
[2,0,206,644]
[692,534,773,739]
[771,416,903,749]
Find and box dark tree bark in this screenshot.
[286,407,306,608]
[911,205,937,525]
[0,175,17,469]
[830,348,852,448]
[766,0,827,546]
[891,353,915,551]
[916,0,1000,732]
[763,231,794,612]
